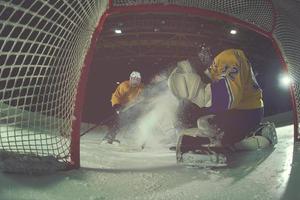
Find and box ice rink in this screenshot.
[0,123,299,200]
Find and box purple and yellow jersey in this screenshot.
[111,80,144,107]
[208,49,263,112]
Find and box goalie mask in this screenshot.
[168,60,211,108]
[197,47,212,68]
[187,47,213,82]
[129,71,141,87]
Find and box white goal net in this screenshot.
[0,0,109,172]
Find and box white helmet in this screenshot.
[129,71,141,86]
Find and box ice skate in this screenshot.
[101,138,112,144]
[102,138,120,145]
[102,133,120,145]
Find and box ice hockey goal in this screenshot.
[0,0,299,172]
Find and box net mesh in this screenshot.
[0,0,108,171]
[112,0,274,31]
[272,0,300,135]
[112,0,300,137]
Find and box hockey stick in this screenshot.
[80,98,146,137]
[80,114,116,137]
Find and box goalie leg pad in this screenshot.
[176,134,227,167]
[178,149,227,168]
[176,134,210,157]
[260,122,277,145]
[233,135,270,151]
[233,122,277,150]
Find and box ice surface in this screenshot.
[0,124,299,200]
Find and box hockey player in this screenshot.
[103,71,144,144]
[168,48,277,166]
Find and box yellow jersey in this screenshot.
[208,49,263,112]
[111,80,144,107]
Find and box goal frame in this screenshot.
[75,1,299,169]
[0,0,298,171]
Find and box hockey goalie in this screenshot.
[168,48,278,167]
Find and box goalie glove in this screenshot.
[168,60,212,108]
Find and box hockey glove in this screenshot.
[113,104,122,114]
